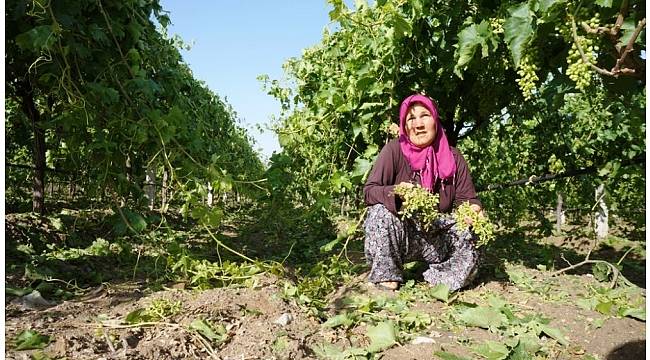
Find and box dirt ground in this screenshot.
[5,268,646,360]
[6,274,323,359]
[5,211,646,359]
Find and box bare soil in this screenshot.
[5,268,646,360]
[6,274,325,359]
[5,212,645,359]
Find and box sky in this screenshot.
[159,1,334,162]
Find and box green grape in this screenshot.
[489,17,504,34]
[454,202,495,248]
[586,13,600,29]
[555,21,573,42]
[394,183,440,231]
[516,54,539,101]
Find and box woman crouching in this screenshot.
[364,94,484,291]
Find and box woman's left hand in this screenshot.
[464,204,484,225]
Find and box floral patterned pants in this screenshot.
[364,204,480,291]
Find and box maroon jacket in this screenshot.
[364,138,481,215]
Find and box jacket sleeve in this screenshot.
[363,142,399,214]
[453,150,482,209]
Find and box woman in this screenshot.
[363,94,483,291]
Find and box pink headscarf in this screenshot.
[398,94,456,191]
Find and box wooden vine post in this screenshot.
[161,169,169,213]
[555,192,565,234]
[594,184,609,239]
[207,182,214,207]
[19,87,47,214]
[144,165,156,211]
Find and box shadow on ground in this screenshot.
[4,198,645,308]
[606,339,646,360]
[478,224,645,288]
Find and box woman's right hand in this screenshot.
[464,204,485,225]
[395,182,414,199]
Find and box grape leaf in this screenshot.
[506,340,533,360]
[15,25,56,51]
[619,18,645,47]
[454,20,494,78]
[14,330,50,350]
[366,321,397,353]
[434,350,471,360]
[458,306,507,329]
[620,307,646,321]
[350,157,372,180]
[539,324,569,346]
[473,340,510,360]
[189,319,228,345]
[538,0,565,12]
[429,283,450,302]
[323,313,355,329]
[595,0,613,7]
[504,2,535,68]
[595,301,614,315]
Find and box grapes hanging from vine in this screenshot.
[516,53,539,101]
[566,14,601,91]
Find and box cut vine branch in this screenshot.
[550,192,636,289]
[551,258,634,288]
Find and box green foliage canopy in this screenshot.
[263,0,645,225]
[6,0,264,214]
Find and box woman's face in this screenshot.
[405,104,437,148]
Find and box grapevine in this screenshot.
[454,202,495,248]
[394,183,440,231]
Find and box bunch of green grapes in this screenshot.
[566,36,597,90]
[454,202,495,248]
[556,12,600,40]
[555,22,572,42]
[394,183,440,231]
[547,154,566,174]
[489,17,504,34]
[501,55,511,70]
[515,54,539,101]
[584,13,600,29]
[567,14,600,91]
